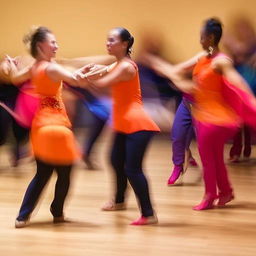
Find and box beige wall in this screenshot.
[1,0,256,61]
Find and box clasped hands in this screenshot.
[74,63,108,83]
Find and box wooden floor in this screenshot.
[1,133,256,256]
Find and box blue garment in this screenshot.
[67,86,111,121]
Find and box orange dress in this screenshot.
[111,60,160,134]
[192,54,241,127]
[30,61,80,165]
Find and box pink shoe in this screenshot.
[189,157,198,167]
[193,197,216,211]
[167,165,183,186]
[228,155,240,163]
[130,215,158,225]
[217,193,234,206]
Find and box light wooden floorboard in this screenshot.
[0,134,256,256]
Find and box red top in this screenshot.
[111,59,160,133]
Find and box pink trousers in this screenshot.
[195,121,238,199]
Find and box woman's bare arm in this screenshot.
[143,51,206,79]
[56,55,115,70]
[46,63,93,87]
[84,61,135,88]
[6,55,31,85]
[214,57,254,95]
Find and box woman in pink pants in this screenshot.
[146,18,256,210]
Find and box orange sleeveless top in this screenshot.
[111,60,160,134]
[30,61,79,164]
[192,54,240,126]
[31,61,71,128]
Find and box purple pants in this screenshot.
[171,99,194,166]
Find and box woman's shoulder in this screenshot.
[32,61,60,82]
[118,58,137,75]
[32,60,50,72]
[213,53,233,63]
[211,53,234,73]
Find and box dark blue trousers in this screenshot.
[110,130,155,217]
[17,159,72,221]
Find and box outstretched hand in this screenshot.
[79,63,96,74]
[5,54,18,66]
[141,53,175,78]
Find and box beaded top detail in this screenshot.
[40,96,63,110]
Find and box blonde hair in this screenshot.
[23,26,52,58]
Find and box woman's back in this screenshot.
[192,55,240,126]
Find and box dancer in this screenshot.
[167,93,198,185]
[0,50,114,169]
[136,37,198,186]
[84,27,160,225]
[0,58,31,166]
[223,16,256,162]
[146,18,256,210]
[8,26,90,228]
[66,86,111,169]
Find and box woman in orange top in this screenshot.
[146,18,256,210]
[8,27,91,228]
[85,28,160,225]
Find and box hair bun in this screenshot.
[23,25,40,45]
[208,18,222,28]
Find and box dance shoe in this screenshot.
[15,219,30,228]
[101,200,126,211]
[130,215,158,225]
[228,155,240,163]
[167,165,183,185]
[188,157,198,167]
[193,197,216,211]
[217,193,234,207]
[53,216,67,223]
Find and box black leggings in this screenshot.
[110,130,155,217]
[17,159,72,221]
